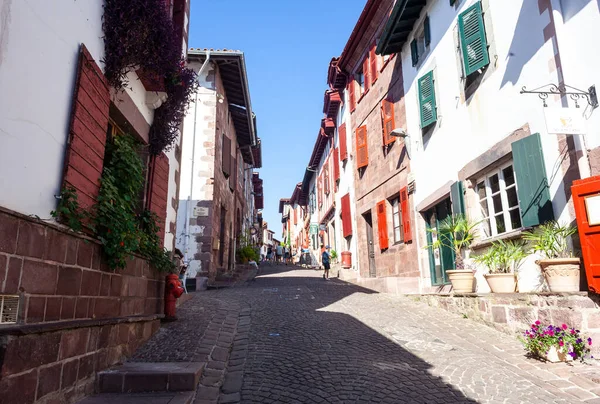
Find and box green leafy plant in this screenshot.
[96,135,145,269]
[522,221,577,259]
[138,210,177,274]
[473,239,528,274]
[330,249,338,263]
[236,245,259,264]
[520,321,592,362]
[425,214,480,269]
[51,187,89,232]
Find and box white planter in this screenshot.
[542,346,573,363]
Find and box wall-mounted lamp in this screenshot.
[216,93,225,104]
[390,128,412,158]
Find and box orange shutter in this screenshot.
[370,43,378,84]
[363,56,370,93]
[324,160,330,195]
[333,147,340,184]
[341,193,352,237]
[355,125,369,169]
[381,99,396,146]
[376,201,389,250]
[400,187,412,243]
[349,79,356,112]
[339,123,348,161]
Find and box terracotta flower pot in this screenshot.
[537,258,581,292]
[446,270,475,293]
[484,273,516,293]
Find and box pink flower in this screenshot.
[562,324,568,330]
[535,320,541,325]
[559,340,564,347]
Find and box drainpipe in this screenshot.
[184,52,212,267]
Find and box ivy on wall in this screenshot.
[102,0,199,155]
[53,135,175,272]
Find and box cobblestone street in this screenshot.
[136,265,600,403]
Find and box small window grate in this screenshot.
[0,295,19,324]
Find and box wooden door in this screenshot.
[572,176,600,292]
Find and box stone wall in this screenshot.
[0,207,165,404]
[414,292,600,355]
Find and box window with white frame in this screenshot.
[476,163,522,238]
[390,197,403,244]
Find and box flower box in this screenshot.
[521,321,593,363]
[541,346,573,363]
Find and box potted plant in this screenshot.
[523,221,580,292]
[520,321,592,362]
[426,214,480,293]
[474,239,527,293]
[330,249,338,264]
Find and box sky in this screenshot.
[188,0,367,236]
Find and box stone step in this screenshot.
[78,391,195,404]
[98,362,205,393]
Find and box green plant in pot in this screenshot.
[522,221,580,292]
[473,239,527,293]
[425,214,480,293]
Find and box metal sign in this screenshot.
[309,224,318,235]
[319,224,327,231]
[193,207,209,217]
[544,107,586,135]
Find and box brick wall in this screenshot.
[62,45,110,211]
[349,47,419,285]
[0,208,164,404]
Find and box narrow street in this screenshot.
[132,265,600,404]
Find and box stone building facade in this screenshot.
[177,49,262,282]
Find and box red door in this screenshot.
[572,176,600,293]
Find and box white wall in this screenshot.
[335,94,360,273]
[0,0,104,218]
[398,0,584,291]
[176,61,217,277]
[0,0,162,221]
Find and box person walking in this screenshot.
[276,244,283,263]
[322,245,331,280]
[284,245,290,265]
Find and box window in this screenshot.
[410,16,431,67]
[476,163,522,238]
[309,187,316,214]
[391,197,404,244]
[356,69,365,95]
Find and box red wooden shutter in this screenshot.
[148,153,170,242]
[400,187,412,243]
[370,43,378,84]
[363,57,370,93]
[381,100,396,146]
[339,124,348,161]
[333,147,340,184]
[376,201,389,250]
[341,193,352,238]
[62,44,110,211]
[356,125,369,169]
[349,79,356,112]
[324,160,330,195]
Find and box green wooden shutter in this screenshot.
[458,2,489,77]
[424,16,431,47]
[410,39,418,67]
[418,71,437,128]
[511,133,554,227]
[450,181,465,216]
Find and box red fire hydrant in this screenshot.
[164,274,184,321]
